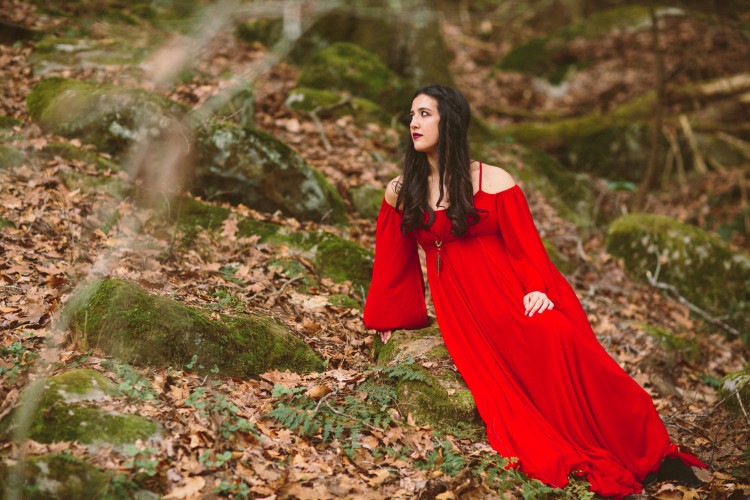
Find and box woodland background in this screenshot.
[0,0,749,498]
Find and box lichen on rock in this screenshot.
[719,365,750,416]
[62,278,326,378]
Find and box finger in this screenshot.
[529,298,544,317]
[538,300,551,314]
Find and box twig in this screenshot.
[306,96,352,152]
[646,259,741,337]
[679,114,709,174]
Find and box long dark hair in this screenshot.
[395,85,480,237]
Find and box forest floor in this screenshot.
[0,1,748,499]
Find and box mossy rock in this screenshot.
[1,369,160,449]
[27,77,185,158]
[31,35,151,76]
[0,454,158,500]
[62,278,326,378]
[269,257,319,291]
[542,237,576,275]
[0,144,26,169]
[719,365,750,417]
[284,87,391,125]
[296,42,415,116]
[497,6,654,83]
[194,120,347,224]
[0,115,22,129]
[350,185,385,219]
[373,325,483,430]
[168,196,372,291]
[236,18,283,47]
[314,236,374,294]
[28,78,346,223]
[286,0,454,89]
[606,214,750,335]
[499,93,663,182]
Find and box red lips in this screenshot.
[412,133,423,139]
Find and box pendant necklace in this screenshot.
[435,239,442,279]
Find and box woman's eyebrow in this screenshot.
[410,107,432,113]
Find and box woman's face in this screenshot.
[410,94,439,155]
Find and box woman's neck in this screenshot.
[427,151,438,176]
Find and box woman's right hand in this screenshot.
[378,330,393,343]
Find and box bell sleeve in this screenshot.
[363,199,427,331]
[496,186,593,335]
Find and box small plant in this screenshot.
[102,359,158,402]
[214,479,250,498]
[122,445,159,477]
[199,449,233,468]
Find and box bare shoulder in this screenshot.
[384,175,402,207]
[479,164,516,194]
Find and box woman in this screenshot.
[362,85,704,498]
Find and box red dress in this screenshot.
[363,164,704,498]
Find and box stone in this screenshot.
[350,185,385,219]
[0,145,26,169]
[373,325,483,431]
[295,42,415,116]
[606,214,750,334]
[1,369,160,451]
[61,278,326,378]
[194,120,347,224]
[284,87,391,126]
[0,454,158,500]
[719,365,750,417]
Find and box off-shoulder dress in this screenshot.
[363,163,704,498]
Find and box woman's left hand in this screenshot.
[523,291,553,317]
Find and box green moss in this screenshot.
[641,323,701,365]
[500,94,662,182]
[498,6,651,82]
[285,87,391,125]
[296,42,415,115]
[236,18,283,47]
[719,365,750,417]
[27,77,185,157]
[327,294,361,310]
[0,145,26,169]
[0,454,152,499]
[314,236,374,293]
[350,185,385,219]
[2,369,160,448]
[0,115,22,129]
[269,257,319,290]
[62,278,325,378]
[371,325,483,429]
[606,214,750,335]
[0,217,14,229]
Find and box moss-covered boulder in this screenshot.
[719,365,750,417]
[497,6,657,83]
[27,78,185,158]
[499,92,662,182]
[27,78,347,223]
[194,120,347,224]
[285,87,391,126]
[0,144,26,169]
[373,325,482,430]
[1,369,160,449]
[606,214,750,334]
[62,278,326,378]
[0,454,158,500]
[240,0,453,89]
[296,42,415,116]
[236,18,283,47]
[168,196,373,292]
[350,185,385,219]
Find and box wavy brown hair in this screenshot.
[395,85,480,237]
